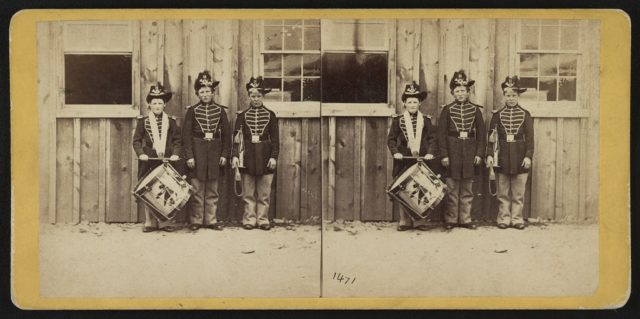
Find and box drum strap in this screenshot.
[149,112,169,157]
[403,111,424,155]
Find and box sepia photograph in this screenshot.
[10,9,628,309]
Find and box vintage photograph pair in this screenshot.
[10,9,630,309]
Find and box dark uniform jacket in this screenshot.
[437,100,487,179]
[486,104,534,175]
[232,104,280,176]
[182,101,231,181]
[132,113,182,178]
[387,112,437,177]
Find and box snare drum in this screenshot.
[387,161,447,220]
[133,163,194,221]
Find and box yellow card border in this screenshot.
[10,9,630,309]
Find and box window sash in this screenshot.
[56,21,140,118]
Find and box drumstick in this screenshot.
[136,157,178,161]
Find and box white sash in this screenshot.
[149,112,169,157]
[403,110,424,155]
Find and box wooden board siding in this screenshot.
[40,19,598,224]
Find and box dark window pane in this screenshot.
[322,53,388,103]
[302,78,320,101]
[283,79,301,102]
[264,26,282,50]
[521,26,539,50]
[64,54,132,105]
[519,54,538,76]
[283,26,302,50]
[303,54,320,76]
[263,54,282,77]
[560,27,579,50]
[558,77,577,101]
[539,77,557,101]
[559,54,578,76]
[519,77,538,102]
[282,54,302,76]
[540,54,558,76]
[540,26,559,50]
[263,78,282,103]
[304,27,320,51]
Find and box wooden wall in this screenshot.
[39,20,321,223]
[322,19,600,222]
[39,18,599,224]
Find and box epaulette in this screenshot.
[492,107,504,113]
[185,102,199,109]
[391,114,401,118]
[214,102,228,109]
[237,108,247,114]
[136,115,147,119]
[470,102,483,108]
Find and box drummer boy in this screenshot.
[387,82,437,231]
[133,83,182,233]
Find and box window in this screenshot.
[261,20,321,103]
[59,21,138,117]
[259,19,392,117]
[517,20,580,103]
[321,20,389,105]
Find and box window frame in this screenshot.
[320,19,395,117]
[56,21,140,118]
[257,19,321,118]
[256,19,396,118]
[511,19,589,118]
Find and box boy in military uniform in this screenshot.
[182,71,231,231]
[486,76,534,230]
[437,70,487,230]
[132,83,182,233]
[387,82,437,231]
[231,77,279,231]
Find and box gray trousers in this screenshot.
[242,174,274,226]
[497,173,528,225]
[444,177,474,224]
[189,178,219,225]
[397,202,429,227]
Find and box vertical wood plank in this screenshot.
[163,20,184,121]
[184,20,208,107]
[104,121,111,222]
[555,118,565,220]
[49,22,63,224]
[300,118,310,220]
[493,19,511,109]
[275,119,302,220]
[395,19,416,114]
[387,20,398,113]
[362,118,393,221]
[334,118,356,220]
[419,19,440,119]
[72,118,81,224]
[530,118,556,220]
[585,20,600,221]
[56,119,74,223]
[439,19,465,106]
[106,119,133,222]
[140,20,163,116]
[237,20,254,114]
[578,118,589,221]
[326,117,336,221]
[98,119,106,223]
[562,119,581,222]
[79,119,101,222]
[385,118,394,221]
[307,118,322,219]
[353,118,362,221]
